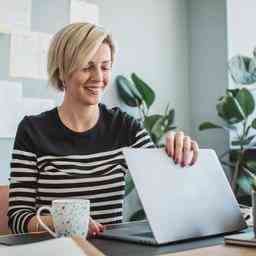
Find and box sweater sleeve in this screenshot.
[115,108,155,148]
[130,119,156,148]
[8,116,38,234]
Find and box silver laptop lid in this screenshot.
[123,148,246,244]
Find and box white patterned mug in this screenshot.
[36,199,90,238]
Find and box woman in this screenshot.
[8,23,199,236]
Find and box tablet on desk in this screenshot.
[0,232,53,246]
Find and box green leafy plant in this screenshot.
[199,49,256,198]
[116,73,176,145]
[116,73,176,220]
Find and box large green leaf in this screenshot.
[229,55,256,84]
[149,108,175,145]
[231,135,255,146]
[216,95,244,124]
[125,174,135,196]
[251,118,256,129]
[116,75,142,107]
[131,73,155,109]
[144,114,162,133]
[246,160,256,173]
[227,89,240,97]
[235,88,255,117]
[199,122,223,130]
[237,175,253,195]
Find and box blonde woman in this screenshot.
[8,23,199,237]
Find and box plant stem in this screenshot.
[231,120,247,194]
[231,156,241,194]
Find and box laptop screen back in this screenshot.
[123,148,246,244]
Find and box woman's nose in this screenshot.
[91,66,103,81]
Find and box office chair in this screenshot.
[0,185,10,235]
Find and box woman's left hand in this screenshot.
[165,131,199,167]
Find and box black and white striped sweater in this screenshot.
[8,104,155,233]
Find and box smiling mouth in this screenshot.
[85,87,102,95]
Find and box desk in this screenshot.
[72,236,105,256]
[164,245,256,256]
[1,232,255,256]
[90,230,256,256]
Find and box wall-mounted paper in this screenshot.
[0,0,31,33]
[10,31,52,80]
[38,33,53,79]
[10,32,38,79]
[70,0,99,25]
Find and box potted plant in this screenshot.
[116,73,176,220]
[199,49,256,201]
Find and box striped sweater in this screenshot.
[8,104,155,233]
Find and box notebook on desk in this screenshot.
[99,148,247,245]
[0,236,85,256]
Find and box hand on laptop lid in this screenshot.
[164,131,199,167]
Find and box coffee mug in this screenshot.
[36,199,90,238]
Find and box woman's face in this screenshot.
[64,43,112,106]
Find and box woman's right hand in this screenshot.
[88,217,105,237]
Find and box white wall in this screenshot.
[227,0,256,144]
[187,0,229,155]
[91,0,190,133]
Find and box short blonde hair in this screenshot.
[47,22,115,91]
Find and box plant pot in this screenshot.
[252,190,256,236]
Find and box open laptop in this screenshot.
[99,148,247,245]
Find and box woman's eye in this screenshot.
[102,66,111,71]
[82,66,92,71]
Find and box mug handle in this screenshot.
[36,206,57,237]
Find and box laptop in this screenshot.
[99,148,247,245]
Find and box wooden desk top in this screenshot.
[72,236,105,256]
[162,244,256,256]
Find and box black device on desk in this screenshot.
[0,232,53,246]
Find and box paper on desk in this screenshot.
[0,237,86,256]
[70,0,99,25]
[10,31,52,80]
[0,0,31,33]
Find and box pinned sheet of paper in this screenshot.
[10,31,52,80]
[70,0,99,25]
[38,32,53,79]
[0,0,31,33]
